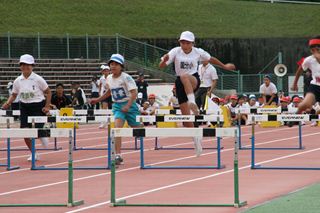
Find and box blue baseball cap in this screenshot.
[108,54,124,67]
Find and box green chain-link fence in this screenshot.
[0,32,289,95]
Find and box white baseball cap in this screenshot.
[108,54,125,66]
[19,54,35,65]
[100,65,110,71]
[179,31,195,42]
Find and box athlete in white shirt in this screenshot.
[98,65,111,128]
[291,36,320,114]
[90,54,141,165]
[2,54,51,161]
[159,31,235,156]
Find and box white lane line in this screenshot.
[65,143,320,213]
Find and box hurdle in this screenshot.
[235,108,304,150]
[29,116,110,170]
[0,128,84,207]
[250,114,320,170]
[153,109,224,150]
[0,117,20,170]
[0,109,62,151]
[63,109,139,151]
[136,115,225,169]
[110,127,247,207]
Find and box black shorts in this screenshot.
[20,101,46,128]
[266,95,278,105]
[175,72,200,104]
[308,84,320,102]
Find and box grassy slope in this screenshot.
[0,0,319,38]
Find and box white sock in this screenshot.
[40,137,49,148]
[187,93,195,104]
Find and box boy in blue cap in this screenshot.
[91,54,141,165]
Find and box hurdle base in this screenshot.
[252,164,320,170]
[31,165,109,170]
[111,201,247,207]
[0,147,63,151]
[0,203,69,207]
[240,146,305,150]
[141,165,225,170]
[67,200,85,207]
[155,147,224,150]
[7,166,20,171]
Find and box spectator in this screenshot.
[259,75,278,105]
[136,92,145,107]
[136,72,148,101]
[98,65,112,128]
[71,82,87,109]
[91,75,100,109]
[7,81,20,117]
[148,94,159,115]
[195,60,218,110]
[51,83,72,109]
[2,54,51,161]
[227,95,238,125]
[248,94,259,108]
[168,85,179,109]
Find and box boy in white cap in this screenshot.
[159,31,235,156]
[2,54,51,161]
[98,65,111,128]
[91,54,141,165]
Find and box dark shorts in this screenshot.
[20,101,46,128]
[266,95,278,105]
[175,72,200,104]
[308,84,320,103]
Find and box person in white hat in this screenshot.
[159,31,235,157]
[90,54,142,165]
[6,82,20,115]
[2,54,51,161]
[98,64,112,128]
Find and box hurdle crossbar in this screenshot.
[137,114,224,151]
[110,127,247,207]
[0,128,84,207]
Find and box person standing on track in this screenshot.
[2,54,51,161]
[90,54,142,165]
[98,65,112,128]
[159,31,235,156]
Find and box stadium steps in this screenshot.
[0,58,163,98]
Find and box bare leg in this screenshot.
[24,138,32,151]
[180,74,199,115]
[297,93,315,114]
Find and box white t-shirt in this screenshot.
[302,55,320,86]
[259,82,277,96]
[106,72,137,103]
[91,80,99,93]
[99,75,107,96]
[198,63,218,87]
[166,47,211,76]
[12,72,48,103]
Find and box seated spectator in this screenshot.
[148,94,159,115]
[237,95,248,125]
[168,85,179,109]
[248,94,259,108]
[140,101,151,115]
[51,83,72,109]
[136,92,145,107]
[227,95,238,125]
[71,82,87,109]
[280,96,290,111]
